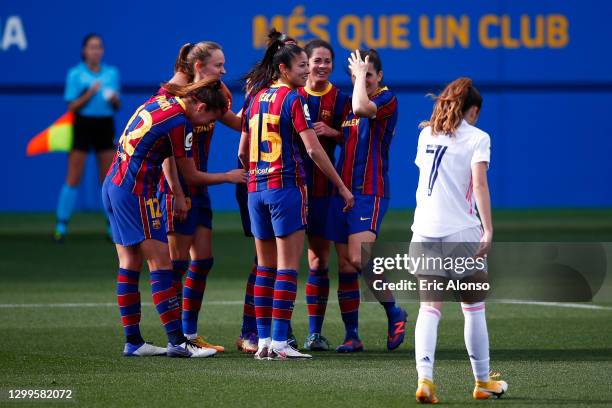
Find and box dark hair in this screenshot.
[81,33,102,61]
[304,39,334,61]
[243,29,303,95]
[419,77,483,135]
[174,41,222,81]
[162,76,228,112]
[359,49,382,72]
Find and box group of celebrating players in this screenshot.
[101,29,508,403]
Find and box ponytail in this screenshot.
[162,76,228,112]
[173,41,223,82]
[243,29,302,95]
[420,77,482,136]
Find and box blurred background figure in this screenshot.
[55,33,121,241]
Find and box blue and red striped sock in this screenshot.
[116,268,143,345]
[254,266,276,340]
[241,261,258,336]
[150,270,183,345]
[171,260,189,308]
[338,271,360,341]
[272,269,298,342]
[306,268,329,335]
[182,258,213,336]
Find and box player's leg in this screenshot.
[304,234,331,351]
[253,237,277,358]
[184,223,224,351]
[334,241,364,352]
[167,232,191,309]
[55,150,87,241]
[235,178,259,352]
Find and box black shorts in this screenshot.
[72,115,115,152]
[235,159,253,237]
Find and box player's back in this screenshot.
[412,120,491,237]
[245,84,309,192]
[108,93,191,197]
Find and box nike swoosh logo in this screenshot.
[360,217,371,221]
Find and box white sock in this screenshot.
[270,340,287,350]
[258,337,271,349]
[415,305,441,381]
[462,302,490,382]
[185,333,198,340]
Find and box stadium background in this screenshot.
[3,0,612,212]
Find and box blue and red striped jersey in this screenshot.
[243,84,312,192]
[297,83,349,197]
[107,93,192,197]
[336,86,398,198]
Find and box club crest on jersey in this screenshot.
[320,109,332,122]
[185,132,193,150]
[303,104,311,121]
[152,219,161,230]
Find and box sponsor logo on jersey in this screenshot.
[320,109,332,122]
[249,167,276,175]
[185,132,193,150]
[303,104,311,121]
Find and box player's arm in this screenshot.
[300,128,354,211]
[313,122,341,139]
[348,50,377,118]
[67,82,101,113]
[219,110,242,131]
[237,130,249,169]
[161,157,188,222]
[175,157,245,186]
[472,161,492,257]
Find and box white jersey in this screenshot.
[411,120,491,237]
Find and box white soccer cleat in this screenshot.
[167,341,217,358]
[254,346,270,360]
[473,379,508,399]
[268,345,312,360]
[123,342,167,357]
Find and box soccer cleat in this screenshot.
[166,340,217,358]
[387,307,407,351]
[268,345,312,360]
[190,335,225,352]
[254,346,270,360]
[287,333,299,350]
[123,342,167,357]
[415,378,439,404]
[303,333,331,351]
[237,333,258,354]
[473,379,508,400]
[335,339,364,353]
[54,223,67,243]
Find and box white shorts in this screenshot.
[409,226,487,278]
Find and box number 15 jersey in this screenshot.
[243,83,313,192]
[411,119,491,237]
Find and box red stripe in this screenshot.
[152,288,175,305]
[254,286,275,296]
[338,298,360,313]
[273,289,297,301]
[305,283,318,296]
[159,309,180,325]
[272,308,293,320]
[371,196,380,231]
[121,314,141,326]
[254,306,273,317]
[363,123,375,194]
[342,123,359,191]
[182,299,202,311]
[307,305,326,316]
[256,270,277,279]
[339,281,360,292]
[117,293,140,307]
[139,197,151,239]
[184,276,206,292]
[117,275,138,284]
[376,120,386,196]
[300,185,308,225]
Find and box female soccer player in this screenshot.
[298,39,349,351]
[238,30,354,360]
[56,34,120,241]
[159,42,242,353]
[410,77,507,402]
[325,50,406,353]
[102,77,244,357]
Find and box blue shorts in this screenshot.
[248,185,307,240]
[160,194,212,235]
[306,196,331,238]
[326,194,390,244]
[102,178,167,246]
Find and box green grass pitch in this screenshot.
[0,210,611,407]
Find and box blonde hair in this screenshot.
[174,41,222,81]
[419,77,482,136]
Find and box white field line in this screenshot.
[0,300,611,311]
